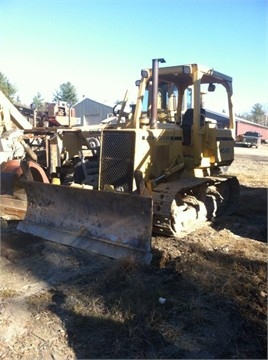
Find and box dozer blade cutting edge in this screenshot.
[17,181,153,264]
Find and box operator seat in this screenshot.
[181,108,206,145]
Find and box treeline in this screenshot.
[0,72,78,110]
[237,103,268,127]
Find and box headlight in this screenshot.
[183,66,191,74]
[141,69,149,78]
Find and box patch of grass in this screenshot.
[0,287,18,298]
[26,290,54,313]
[101,256,139,287]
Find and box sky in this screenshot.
[0,0,267,114]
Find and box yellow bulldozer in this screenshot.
[0,59,239,264]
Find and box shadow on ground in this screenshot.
[1,218,267,359]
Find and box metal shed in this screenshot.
[74,98,113,126]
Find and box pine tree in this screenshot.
[53,82,78,106]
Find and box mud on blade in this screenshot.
[17,181,153,264]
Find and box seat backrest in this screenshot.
[181,109,193,145]
[181,108,206,145]
[182,108,194,126]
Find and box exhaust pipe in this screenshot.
[150,58,166,129]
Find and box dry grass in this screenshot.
[0,287,18,298]
[37,242,265,358]
[1,235,267,359]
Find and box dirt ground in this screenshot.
[0,145,267,360]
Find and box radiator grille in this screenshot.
[100,131,135,192]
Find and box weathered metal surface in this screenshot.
[17,181,153,264]
[0,160,49,220]
[0,195,27,220]
[0,161,26,220]
[152,175,239,236]
[0,90,33,130]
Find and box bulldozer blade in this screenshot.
[17,181,153,264]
